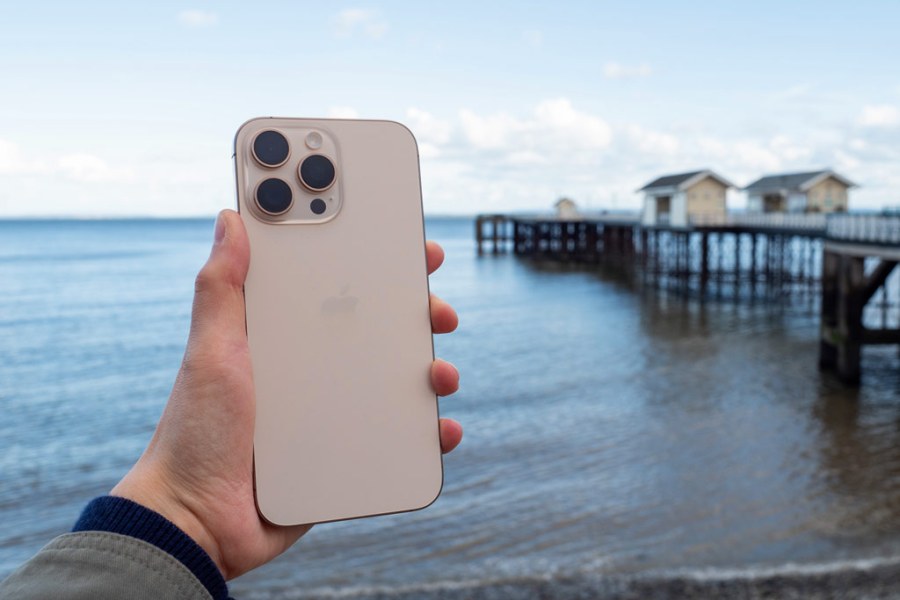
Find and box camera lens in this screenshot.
[252,130,290,167]
[299,155,336,191]
[256,178,292,215]
[310,198,327,215]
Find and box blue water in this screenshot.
[1,217,899,597]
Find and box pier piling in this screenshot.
[474,212,900,384]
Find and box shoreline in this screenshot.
[237,560,900,600]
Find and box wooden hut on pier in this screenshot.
[639,170,735,228]
[555,197,579,219]
[744,169,855,214]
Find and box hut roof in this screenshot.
[638,170,735,193]
[743,169,857,193]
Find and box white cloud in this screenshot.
[0,140,46,174]
[858,104,900,127]
[406,108,452,157]
[327,106,360,119]
[523,29,543,48]
[334,9,388,40]
[458,109,522,150]
[57,154,134,183]
[416,99,621,214]
[408,97,900,214]
[0,139,228,216]
[624,125,680,156]
[459,98,612,154]
[603,62,653,80]
[693,135,817,174]
[769,135,812,162]
[507,150,546,166]
[834,149,861,171]
[692,137,782,179]
[417,143,441,159]
[177,9,218,27]
[0,140,132,183]
[534,98,613,148]
[406,108,452,145]
[7,96,900,217]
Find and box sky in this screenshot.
[1,1,900,216]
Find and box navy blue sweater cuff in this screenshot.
[73,495,230,600]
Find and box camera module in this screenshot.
[256,178,293,215]
[299,155,336,192]
[252,130,290,167]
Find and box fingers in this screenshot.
[428,241,461,452]
[426,241,444,275]
[431,359,459,396]
[189,210,250,345]
[432,360,462,453]
[439,418,463,454]
[430,246,462,450]
[430,294,458,334]
[425,241,456,334]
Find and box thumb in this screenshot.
[189,209,250,345]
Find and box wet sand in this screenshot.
[240,562,900,599]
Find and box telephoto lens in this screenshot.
[256,178,293,215]
[299,155,336,191]
[253,130,290,167]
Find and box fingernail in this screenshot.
[214,212,226,244]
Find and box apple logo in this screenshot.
[321,285,359,315]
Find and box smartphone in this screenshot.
[233,117,443,526]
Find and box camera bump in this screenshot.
[242,120,342,224]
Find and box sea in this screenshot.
[1,217,900,598]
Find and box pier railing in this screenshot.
[689,213,827,232]
[687,213,900,246]
[826,214,900,245]
[478,213,900,252]
[511,212,640,225]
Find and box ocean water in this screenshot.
[1,217,899,597]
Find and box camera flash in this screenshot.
[305,131,323,150]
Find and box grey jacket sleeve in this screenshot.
[0,532,212,600]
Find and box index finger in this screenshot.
[426,241,444,275]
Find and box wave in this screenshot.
[654,554,900,581]
[236,555,900,599]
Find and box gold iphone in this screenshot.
[233,118,442,526]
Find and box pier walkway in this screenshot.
[475,213,900,385]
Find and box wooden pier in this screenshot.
[475,212,900,384]
[819,217,900,384]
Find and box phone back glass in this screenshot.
[234,118,442,526]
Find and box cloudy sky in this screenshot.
[2,1,900,216]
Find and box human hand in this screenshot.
[111,209,462,579]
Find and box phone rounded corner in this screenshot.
[253,458,296,527]
[382,120,421,156]
[411,456,446,513]
[254,490,302,528]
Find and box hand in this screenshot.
[111,209,462,579]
